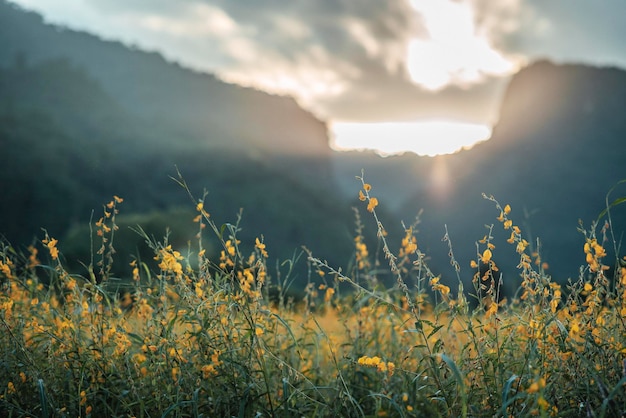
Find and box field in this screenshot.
[1,175,625,417]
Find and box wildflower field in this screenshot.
[1,174,625,417]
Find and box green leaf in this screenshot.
[38,379,49,418]
[427,324,444,338]
[501,374,519,411]
[597,179,626,222]
[600,375,626,418]
[439,353,467,418]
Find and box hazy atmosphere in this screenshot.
[3,1,626,416]
[11,0,626,155]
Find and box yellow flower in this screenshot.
[358,190,366,201]
[358,355,394,375]
[157,247,184,278]
[27,245,39,268]
[202,364,217,378]
[324,287,335,303]
[367,197,379,212]
[65,277,77,291]
[550,298,559,313]
[226,240,236,257]
[363,183,372,192]
[527,377,546,394]
[133,353,147,364]
[401,229,418,254]
[504,204,511,214]
[481,249,492,263]
[44,238,59,260]
[592,242,606,257]
[0,260,13,279]
[485,301,498,318]
[195,284,204,298]
[255,237,268,258]
[439,284,451,296]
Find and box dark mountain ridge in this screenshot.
[397,61,626,288]
[0,1,364,282]
[0,1,330,159]
[332,60,626,292]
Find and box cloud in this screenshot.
[9,0,515,124]
[474,0,626,69]
[195,0,511,123]
[319,67,509,124]
[48,0,420,116]
[405,0,519,91]
[12,0,626,127]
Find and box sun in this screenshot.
[407,0,514,91]
[330,120,491,157]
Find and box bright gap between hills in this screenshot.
[330,120,492,157]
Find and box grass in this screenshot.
[1,172,625,417]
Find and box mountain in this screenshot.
[0,2,330,160]
[357,60,626,292]
[0,1,367,282]
[3,0,625,295]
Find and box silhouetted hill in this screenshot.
[332,61,626,294]
[0,1,362,283]
[397,61,626,289]
[0,1,330,160]
[3,0,625,295]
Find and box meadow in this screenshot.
[1,173,625,417]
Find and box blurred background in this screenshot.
[2,0,625,295]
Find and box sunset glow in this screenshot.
[330,121,491,157]
[407,0,515,91]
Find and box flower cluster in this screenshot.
[357,355,395,376]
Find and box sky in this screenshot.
[10,0,626,156]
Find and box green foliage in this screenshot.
[0,58,358,287]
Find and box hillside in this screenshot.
[0,1,366,282]
[0,1,330,159]
[2,0,625,293]
[396,61,626,288]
